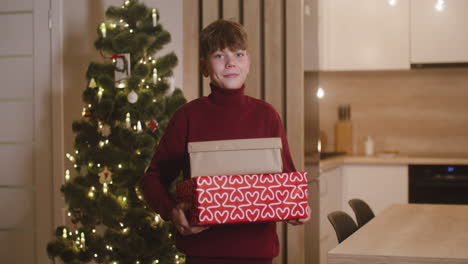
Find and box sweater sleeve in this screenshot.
[271,111,297,173]
[140,108,187,221]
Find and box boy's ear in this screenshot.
[200,59,209,77]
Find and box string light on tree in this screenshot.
[125,113,131,128]
[98,87,104,102]
[100,23,107,38]
[152,9,158,27]
[153,68,158,84]
[136,121,143,132]
[65,170,71,181]
[88,186,96,198]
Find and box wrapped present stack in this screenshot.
[176,137,309,225]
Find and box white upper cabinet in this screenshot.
[411,0,468,63]
[317,0,410,70]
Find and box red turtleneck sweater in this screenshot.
[141,84,296,260]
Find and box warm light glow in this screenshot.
[100,23,106,38]
[388,0,397,6]
[129,29,134,33]
[152,9,157,27]
[75,150,79,154]
[94,253,98,258]
[317,87,325,98]
[67,212,71,217]
[103,183,108,194]
[66,153,75,162]
[117,82,126,89]
[435,0,445,11]
[97,163,101,168]
[99,141,105,148]
[88,186,96,198]
[98,87,104,101]
[153,68,158,84]
[62,228,67,238]
[118,164,123,169]
[92,229,96,233]
[65,170,70,181]
[125,113,131,128]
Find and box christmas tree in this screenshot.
[47,1,186,263]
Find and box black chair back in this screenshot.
[327,211,358,243]
[348,198,375,227]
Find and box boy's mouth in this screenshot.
[224,73,239,78]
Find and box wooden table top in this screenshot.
[328,203,468,264]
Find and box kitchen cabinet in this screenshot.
[318,0,410,70]
[411,0,468,63]
[318,166,342,264]
[341,164,408,217]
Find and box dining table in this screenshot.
[328,203,468,264]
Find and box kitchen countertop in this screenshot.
[305,153,468,171]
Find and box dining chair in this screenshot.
[327,211,358,243]
[348,198,375,228]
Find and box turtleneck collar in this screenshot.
[208,83,246,105]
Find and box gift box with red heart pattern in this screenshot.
[176,172,308,225]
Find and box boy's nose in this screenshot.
[226,60,235,68]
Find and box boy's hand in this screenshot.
[172,203,209,236]
[285,205,311,226]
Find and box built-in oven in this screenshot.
[409,165,468,204]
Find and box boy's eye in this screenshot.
[236,52,245,57]
[214,54,223,58]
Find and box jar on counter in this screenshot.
[365,136,375,156]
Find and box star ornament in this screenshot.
[146,119,159,133]
[98,166,113,184]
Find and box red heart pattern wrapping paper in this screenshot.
[176,172,309,225]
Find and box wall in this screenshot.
[317,68,468,156]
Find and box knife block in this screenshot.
[335,121,353,154]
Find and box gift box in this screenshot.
[188,137,283,177]
[176,172,308,225]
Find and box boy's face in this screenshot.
[201,48,250,90]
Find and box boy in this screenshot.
[141,19,309,264]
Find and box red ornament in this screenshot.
[146,119,159,132]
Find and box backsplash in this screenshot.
[314,68,468,156]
